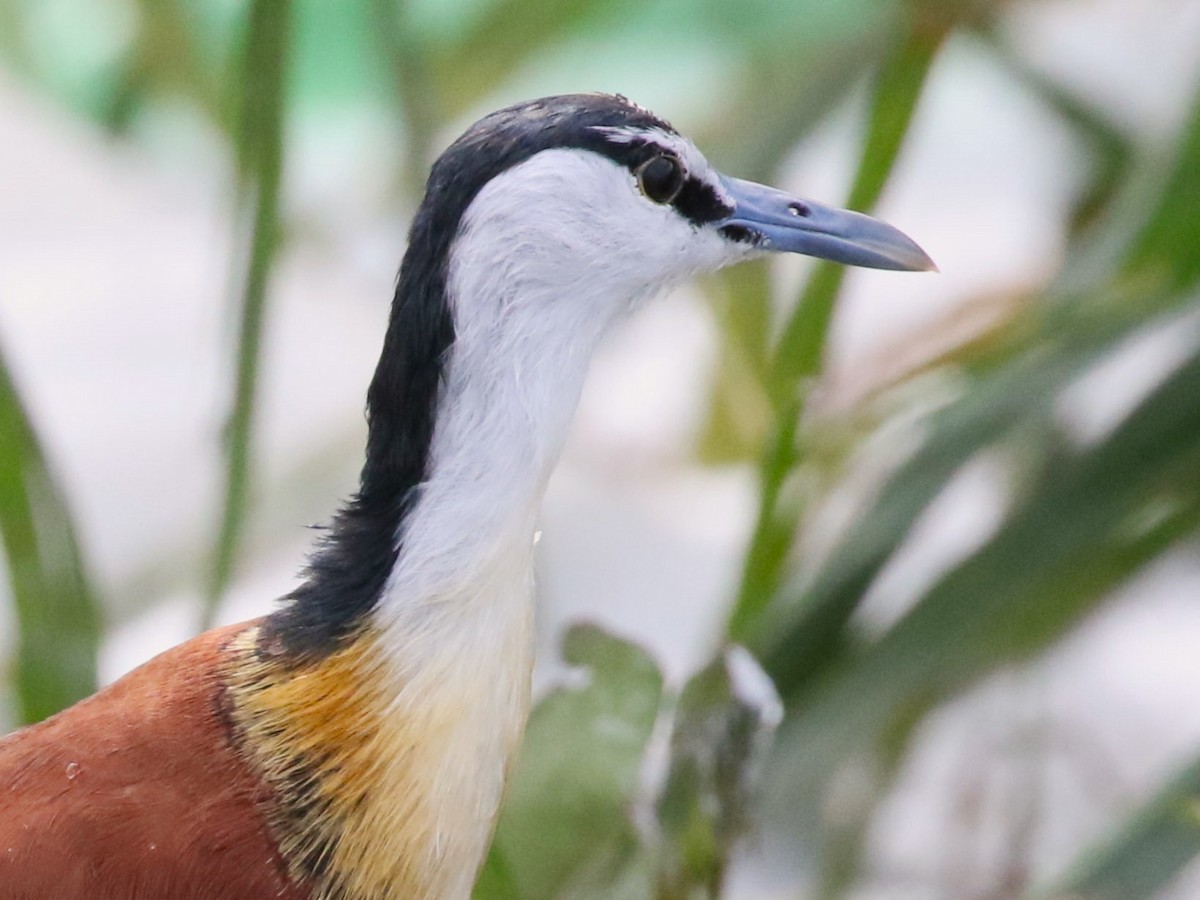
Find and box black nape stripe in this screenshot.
[259,209,454,660]
[260,94,693,661]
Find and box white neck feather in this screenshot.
[375,148,718,645]
[350,146,741,898]
[385,186,611,618]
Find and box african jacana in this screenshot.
[0,94,932,899]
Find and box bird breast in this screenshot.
[225,556,536,900]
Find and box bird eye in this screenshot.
[635,154,685,205]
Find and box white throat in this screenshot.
[350,145,740,897]
[362,150,696,895]
[374,148,735,635]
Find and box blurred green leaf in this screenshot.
[477,623,665,900]
[695,265,774,464]
[1123,80,1200,293]
[655,647,781,900]
[697,36,884,464]
[769,16,946,403]
[1039,751,1200,900]
[701,26,888,182]
[370,0,441,197]
[753,66,1200,711]
[979,23,1134,235]
[745,70,1200,884]
[428,0,634,117]
[0,4,23,69]
[771,303,1200,801]
[202,0,292,630]
[0,340,100,725]
[754,333,1096,698]
[102,0,227,135]
[729,20,947,641]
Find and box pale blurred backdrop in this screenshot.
[3,1,1200,897]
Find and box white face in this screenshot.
[448,138,755,334]
[386,139,747,647]
[407,137,758,611]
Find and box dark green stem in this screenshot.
[201,0,291,631]
[369,0,440,200]
[0,338,100,724]
[728,22,946,640]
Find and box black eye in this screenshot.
[635,154,685,205]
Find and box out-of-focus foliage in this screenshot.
[477,629,781,900]
[0,342,98,724]
[1043,753,1200,900]
[3,0,1200,896]
[202,0,292,631]
[653,648,781,900]
[479,625,665,899]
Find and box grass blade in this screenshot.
[1038,751,1200,900]
[1122,80,1200,293]
[774,320,1200,789]
[768,18,945,398]
[756,340,1095,697]
[729,21,947,640]
[369,0,440,199]
[201,0,292,630]
[978,23,1134,234]
[0,340,100,724]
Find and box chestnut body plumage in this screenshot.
[0,622,309,899]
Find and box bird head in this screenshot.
[354,94,935,545]
[401,93,933,337]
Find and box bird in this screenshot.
[0,93,933,899]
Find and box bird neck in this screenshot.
[227,230,631,898]
[373,271,611,644]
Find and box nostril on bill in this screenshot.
[787,202,810,218]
